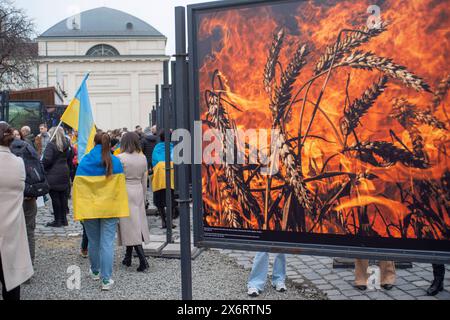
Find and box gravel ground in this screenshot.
[18,237,321,300]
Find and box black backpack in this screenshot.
[11,140,50,198]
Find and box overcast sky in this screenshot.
[14,0,218,55]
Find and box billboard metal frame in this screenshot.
[187,0,450,264]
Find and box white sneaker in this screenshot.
[273,283,287,293]
[102,279,115,291]
[89,269,100,281]
[247,287,261,297]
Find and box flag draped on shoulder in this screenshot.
[61,74,96,159]
[151,142,175,192]
[73,145,130,221]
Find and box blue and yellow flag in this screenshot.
[61,74,96,159]
[73,145,130,221]
[151,142,175,192]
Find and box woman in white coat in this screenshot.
[117,132,151,272]
[0,122,34,300]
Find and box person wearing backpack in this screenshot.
[10,128,49,265]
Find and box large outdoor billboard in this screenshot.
[188,0,450,262]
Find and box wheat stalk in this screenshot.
[221,187,242,228]
[270,43,309,121]
[392,98,445,129]
[315,22,388,75]
[276,132,313,210]
[414,110,447,130]
[340,51,431,92]
[391,98,432,166]
[341,75,388,136]
[345,141,428,168]
[265,40,312,211]
[206,92,263,226]
[430,74,450,113]
[264,28,285,95]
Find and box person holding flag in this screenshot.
[60,74,96,160]
[60,74,130,291]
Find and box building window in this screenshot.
[86,44,120,57]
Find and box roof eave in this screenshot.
[36,54,170,62]
[37,35,167,41]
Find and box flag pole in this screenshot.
[40,120,63,161]
[40,72,91,161]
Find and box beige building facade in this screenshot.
[36,7,168,130]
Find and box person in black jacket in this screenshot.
[20,126,35,149]
[140,126,158,211]
[42,127,73,228]
[141,126,158,171]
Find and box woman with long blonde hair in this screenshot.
[42,127,73,227]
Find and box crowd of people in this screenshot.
[0,121,447,300]
[0,121,177,299]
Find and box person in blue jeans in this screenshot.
[73,132,130,291]
[83,218,118,289]
[247,252,287,297]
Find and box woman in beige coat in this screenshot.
[117,132,150,272]
[0,122,34,300]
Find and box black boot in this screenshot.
[159,208,167,229]
[62,214,68,227]
[122,246,133,267]
[427,278,444,296]
[46,220,63,228]
[135,245,149,272]
[48,206,63,228]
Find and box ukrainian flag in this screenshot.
[61,74,96,159]
[151,142,175,192]
[73,145,130,221]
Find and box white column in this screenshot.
[131,71,139,128]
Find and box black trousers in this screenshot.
[81,223,88,250]
[23,198,37,264]
[0,255,21,301]
[433,264,446,280]
[49,190,69,223]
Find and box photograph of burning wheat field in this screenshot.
[196,0,449,245]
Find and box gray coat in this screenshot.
[0,146,34,291]
[117,152,150,246]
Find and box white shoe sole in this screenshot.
[89,271,100,281]
[102,280,114,291]
[247,288,261,297]
[273,285,287,293]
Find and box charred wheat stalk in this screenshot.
[414,110,447,129]
[340,51,431,92]
[392,98,446,130]
[276,132,313,211]
[207,92,263,226]
[265,41,312,211]
[221,187,242,228]
[264,28,285,96]
[430,74,450,113]
[391,97,449,167]
[270,43,309,122]
[345,141,429,168]
[391,98,428,165]
[315,23,387,75]
[340,76,388,136]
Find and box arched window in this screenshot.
[86,44,120,57]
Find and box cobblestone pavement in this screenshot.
[17,237,313,300]
[219,250,450,300]
[35,195,449,300]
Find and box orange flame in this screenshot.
[199,0,450,240]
